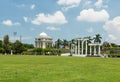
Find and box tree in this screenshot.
[87,36,93,44]
[69,39,75,49]
[0,40,2,48]
[23,43,34,49]
[13,40,24,54]
[71,39,75,44]
[0,48,5,53]
[33,48,43,55]
[93,34,102,54]
[3,35,10,54]
[93,34,102,43]
[63,39,69,48]
[55,39,63,48]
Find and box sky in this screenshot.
[0,0,120,45]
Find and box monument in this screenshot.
[70,37,103,57]
[35,32,53,48]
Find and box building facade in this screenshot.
[35,32,53,48]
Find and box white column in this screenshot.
[80,40,81,54]
[85,40,87,55]
[11,50,13,55]
[73,44,75,55]
[90,45,92,56]
[78,40,80,55]
[70,43,72,55]
[75,44,77,55]
[37,42,39,48]
[98,45,101,55]
[43,41,46,48]
[82,40,84,55]
[94,45,96,56]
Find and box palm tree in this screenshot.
[63,39,69,48]
[55,39,63,48]
[93,34,102,54]
[85,36,92,44]
[71,39,75,44]
[68,39,75,49]
[93,34,102,43]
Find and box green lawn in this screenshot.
[0,55,120,82]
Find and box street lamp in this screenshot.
[13,32,17,42]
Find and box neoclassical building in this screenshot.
[35,32,53,48]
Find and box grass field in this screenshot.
[0,55,120,82]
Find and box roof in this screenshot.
[36,32,52,39]
[39,32,48,37]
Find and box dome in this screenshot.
[38,32,52,39]
[39,32,47,37]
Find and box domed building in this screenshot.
[35,32,53,48]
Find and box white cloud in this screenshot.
[2,20,20,26]
[77,8,109,22]
[94,0,108,8]
[84,0,92,6]
[46,26,61,31]
[30,4,35,10]
[103,16,120,44]
[85,0,92,5]
[95,0,103,8]
[23,17,29,23]
[108,34,117,41]
[57,0,81,11]
[2,20,13,26]
[82,0,94,9]
[86,27,93,33]
[31,11,67,25]
[30,28,35,31]
[17,4,36,10]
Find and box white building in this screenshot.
[35,32,53,48]
[70,37,103,57]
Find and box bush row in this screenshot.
[23,48,62,56]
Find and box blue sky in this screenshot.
[0,0,120,45]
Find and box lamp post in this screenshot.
[20,35,22,42]
[12,32,17,55]
[13,32,17,42]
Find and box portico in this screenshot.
[70,38,89,57]
[70,38,103,57]
[88,43,102,56]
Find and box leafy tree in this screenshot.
[33,48,43,55]
[93,34,102,43]
[3,35,10,54]
[110,43,119,47]
[0,48,4,53]
[23,43,34,49]
[13,40,24,54]
[0,40,2,48]
[44,48,51,55]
